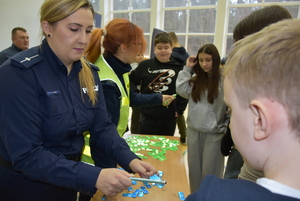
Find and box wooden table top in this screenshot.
[91,135,190,201]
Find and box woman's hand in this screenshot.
[186,56,198,68]
[95,168,133,197]
[129,159,158,178]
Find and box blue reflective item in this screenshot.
[178,192,185,200]
[127,186,133,191]
[138,190,144,197]
[140,186,149,194]
[154,183,165,188]
[122,193,132,197]
[150,174,161,180]
[149,174,165,188]
[131,189,141,198]
[143,182,152,188]
[158,171,163,177]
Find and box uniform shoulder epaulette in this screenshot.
[10,49,44,69]
[86,61,99,71]
[102,79,117,86]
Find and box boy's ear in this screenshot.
[249,100,269,141]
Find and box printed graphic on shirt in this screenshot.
[147,68,175,93]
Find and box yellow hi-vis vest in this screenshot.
[81,56,130,164]
[81,132,94,164]
[95,55,130,136]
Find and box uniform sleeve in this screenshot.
[129,61,144,88]
[130,88,162,107]
[88,77,139,171]
[0,65,101,196]
[101,80,121,126]
[176,66,194,99]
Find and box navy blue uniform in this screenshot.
[0,39,138,201]
[185,175,300,201]
[0,43,23,65]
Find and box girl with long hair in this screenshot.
[176,44,229,193]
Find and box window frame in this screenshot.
[96,0,300,58]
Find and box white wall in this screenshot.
[0,0,44,51]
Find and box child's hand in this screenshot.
[186,56,198,68]
[162,94,177,107]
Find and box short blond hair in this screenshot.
[224,19,300,133]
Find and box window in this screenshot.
[99,0,300,58]
[163,1,218,56]
[111,0,152,55]
[226,0,300,55]
[89,0,100,13]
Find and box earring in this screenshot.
[47,34,50,37]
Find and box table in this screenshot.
[91,135,190,201]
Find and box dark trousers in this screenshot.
[0,164,77,201]
[138,114,176,136]
[78,194,91,201]
[176,114,187,141]
[130,107,141,134]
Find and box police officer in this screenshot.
[0,0,157,201]
[0,27,29,65]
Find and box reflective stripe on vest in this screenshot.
[95,55,130,136]
[81,132,94,164]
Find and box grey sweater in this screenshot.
[176,66,229,133]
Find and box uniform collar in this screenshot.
[11,43,23,52]
[153,56,184,66]
[104,53,132,75]
[40,39,82,76]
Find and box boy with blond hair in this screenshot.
[186,18,300,200]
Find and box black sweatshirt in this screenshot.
[130,56,188,119]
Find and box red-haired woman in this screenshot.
[81,19,173,201]
[85,19,173,139]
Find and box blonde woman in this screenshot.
[0,0,157,200]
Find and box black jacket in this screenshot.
[130,56,187,119]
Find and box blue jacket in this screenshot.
[171,46,189,65]
[0,43,22,65]
[0,39,138,197]
[185,175,299,201]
